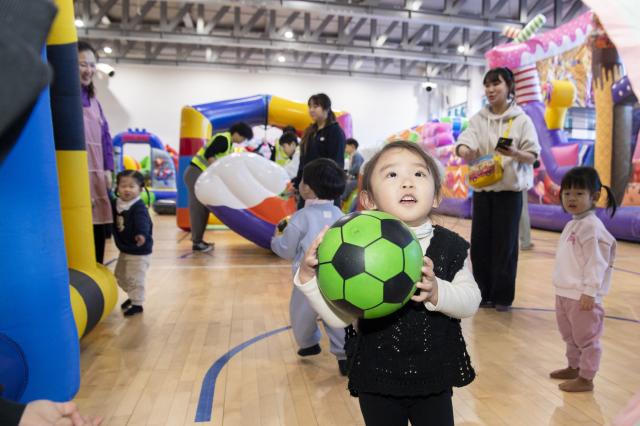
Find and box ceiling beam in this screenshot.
[79,27,486,66]
[186,0,528,32]
[105,55,470,85]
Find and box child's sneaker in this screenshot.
[124,305,144,316]
[559,377,593,392]
[550,367,579,380]
[120,299,132,310]
[297,344,321,357]
[192,241,214,252]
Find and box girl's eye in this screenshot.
[415,171,426,177]
[386,171,397,178]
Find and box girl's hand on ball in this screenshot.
[299,226,328,283]
[412,257,438,304]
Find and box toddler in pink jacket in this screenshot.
[550,167,617,392]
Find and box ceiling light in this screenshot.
[284,30,294,39]
[103,46,112,54]
[205,47,215,61]
[409,1,422,11]
[353,59,363,70]
[74,19,85,28]
[101,16,111,25]
[375,35,388,47]
[457,45,466,54]
[277,54,286,63]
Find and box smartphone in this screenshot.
[496,137,513,150]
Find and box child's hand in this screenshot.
[135,235,146,246]
[579,294,595,311]
[412,256,438,304]
[298,226,328,283]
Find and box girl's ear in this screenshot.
[592,190,601,204]
[432,194,441,208]
[359,190,377,210]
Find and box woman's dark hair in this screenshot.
[483,67,515,98]
[308,93,336,123]
[346,138,359,149]
[78,40,98,98]
[302,158,346,200]
[229,122,254,140]
[280,131,298,145]
[560,166,617,217]
[362,141,442,202]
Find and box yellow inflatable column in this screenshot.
[47,0,117,337]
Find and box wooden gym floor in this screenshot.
[74,214,640,425]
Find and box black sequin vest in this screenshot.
[345,225,476,397]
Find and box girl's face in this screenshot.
[561,187,599,215]
[484,75,509,107]
[308,102,328,123]
[361,148,436,227]
[78,50,96,86]
[118,176,142,202]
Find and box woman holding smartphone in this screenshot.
[455,67,540,312]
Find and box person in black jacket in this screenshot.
[293,93,346,208]
[112,171,153,316]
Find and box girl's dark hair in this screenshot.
[78,40,98,98]
[362,141,442,202]
[116,170,145,188]
[115,169,151,203]
[483,67,515,98]
[229,122,254,140]
[560,166,617,217]
[346,138,359,149]
[302,158,346,200]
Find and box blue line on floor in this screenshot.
[195,325,292,422]
[510,307,640,324]
[104,258,117,266]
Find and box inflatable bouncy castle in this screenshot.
[113,129,178,212]
[387,9,640,242]
[486,10,640,241]
[177,95,353,247]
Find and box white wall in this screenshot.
[94,64,442,150]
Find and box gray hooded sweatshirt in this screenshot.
[456,102,540,192]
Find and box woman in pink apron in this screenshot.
[78,41,114,264]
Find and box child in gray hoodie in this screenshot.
[271,158,348,375]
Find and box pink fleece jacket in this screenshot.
[552,210,616,304]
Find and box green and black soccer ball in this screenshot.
[317,210,423,319]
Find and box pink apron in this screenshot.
[83,98,113,225]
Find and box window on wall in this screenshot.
[565,107,596,141]
[447,102,467,117]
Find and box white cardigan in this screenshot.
[293,230,481,328]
